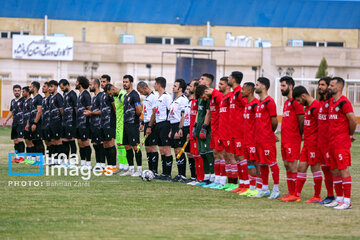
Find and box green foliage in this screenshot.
[315,57,328,78]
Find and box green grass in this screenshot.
[1,126,360,239]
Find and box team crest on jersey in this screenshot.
[248,106,251,110]
[307,110,311,115]
[261,104,264,109]
[335,106,340,112]
[288,102,291,106]
[325,103,329,108]
[128,97,130,102]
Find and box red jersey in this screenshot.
[189,99,198,139]
[281,98,304,144]
[255,96,277,144]
[229,85,247,139]
[210,89,223,134]
[243,98,260,146]
[318,99,330,147]
[218,91,233,140]
[303,100,319,147]
[328,96,354,149]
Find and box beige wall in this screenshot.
[0,17,359,47]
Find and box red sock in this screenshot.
[290,172,297,195]
[342,176,352,199]
[260,165,269,185]
[225,163,231,179]
[220,160,226,176]
[231,164,239,181]
[214,159,221,175]
[194,156,204,181]
[237,161,242,179]
[321,165,334,197]
[256,177,263,190]
[286,171,292,194]
[295,172,307,197]
[333,175,343,197]
[270,162,280,185]
[312,171,323,198]
[249,174,256,187]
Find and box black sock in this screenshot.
[177,153,186,177]
[146,152,152,171]
[165,155,173,176]
[105,146,116,166]
[126,149,134,166]
[98,144,105,163]
[79,147,86,161]
[93,144,100,163]
[161,154,166,174]
[62,141,70,158]
[26,147,31,153]
[14,143,19,152]
[201,154,210,174]
[18,142,25,153]
[135,150,142,166]
[152,152,159,174]
[206,152,215,174]
[84,146,92,162]
[34,140,45,154]
[68,140,77,155]
[188,157,196,178]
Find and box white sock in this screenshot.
[86,161,91,167]
[262,185,269,191]
[250,185,256,190]
[204,174,210,181]
[119,163,124,170]
[100,163,106,168]
[210,174,215,182]
[81,160,86,166]
[123,164,129,170]
[344,197,351,204]
[214,175,220,184]
[129,166,135,171]
[220,176,227,186]
[336,196,344,203]
[137,166,142,172]
[272,184,279,192]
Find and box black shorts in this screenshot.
[153,121,171,147]
[62,125,76,139]
[29,123,42,140]
[91,127,102,144]
[144,122,156,146]
[50,124,62,140]
[24,130,31,140]
[123,123,140,146]
[101,127,116,141]
[11,125,24,140]
[76,128,90,141]
[183,126,190,152]
[42,129,51,141]
[170,123,186,148]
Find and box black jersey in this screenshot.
[49,93,63,124]
[123,90,141,124]
[23,97,33,127]
[30,94,43,124]
[91,92,103,128]
[41,96,51,130]
[100,93,115,129]
[62,90,77,128]
[76,90,91,128]
[10,97,24,127]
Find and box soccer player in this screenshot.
[75,76,92,167]
[239,82,261,197]
[3,85,25,154]
[119,75,142,176]
[168,79,188,182]
[278,76,304,200]
[59,79,77,158]
[317,77,335,204]
[282,86,322,203]
[325,77,357,209]
[41,82,52,161]
[48,80,64,165]
[253,77,280,199]
[84,78,105,169]
[193,73,215,185]
[146,77,173,180]
[228,71,249,193]
[23,86,34,156]
[137,81,159,175]
[29,81,45,160]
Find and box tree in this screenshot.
[315,57,328,78]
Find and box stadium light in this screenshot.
[146,64,152,82]
[286,67,295,76]
[277,67,283,76]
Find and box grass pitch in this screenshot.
[1,127,360,239]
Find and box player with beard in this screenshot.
[325,77,357,210]
[59,79,77,158]
[137,81,159,175]
[3,85,25,154]
[316,77,335,205]
[75,76,92,167]
[23,86,34,158]
[48,80,64,165]
[278,76,304,200]
[283,86,322,203]
[84,79,106,170]
[41,82,52,159]
[28,81,45,159]
[253,77,280,199]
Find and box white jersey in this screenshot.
[143,91,157,123]
[155,92,172,123]
[183,98,191,127]
[168,94,188,124]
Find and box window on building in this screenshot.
[318,42,325,47]
[0,73,10,81]
[1,32,8,38]
[303,41,317,47]
[146,37,162,44]
[327,42,344,47]
[0,31,30,38]
[28,75,52,82]
[174,38,191,45]
[146,36,191,45]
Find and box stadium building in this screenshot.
[1,0,360,117]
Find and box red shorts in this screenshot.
[329,148,351,170]
[190,138,200,155]
[210,132,218,150]
[300,145,319,165]
[255,142,277,164]
[281,142,301,162]
[231,138,244,156]
[219,139,233,154]
[244,144,256,161]
[318,145,331,167]
[214,135,224,151]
